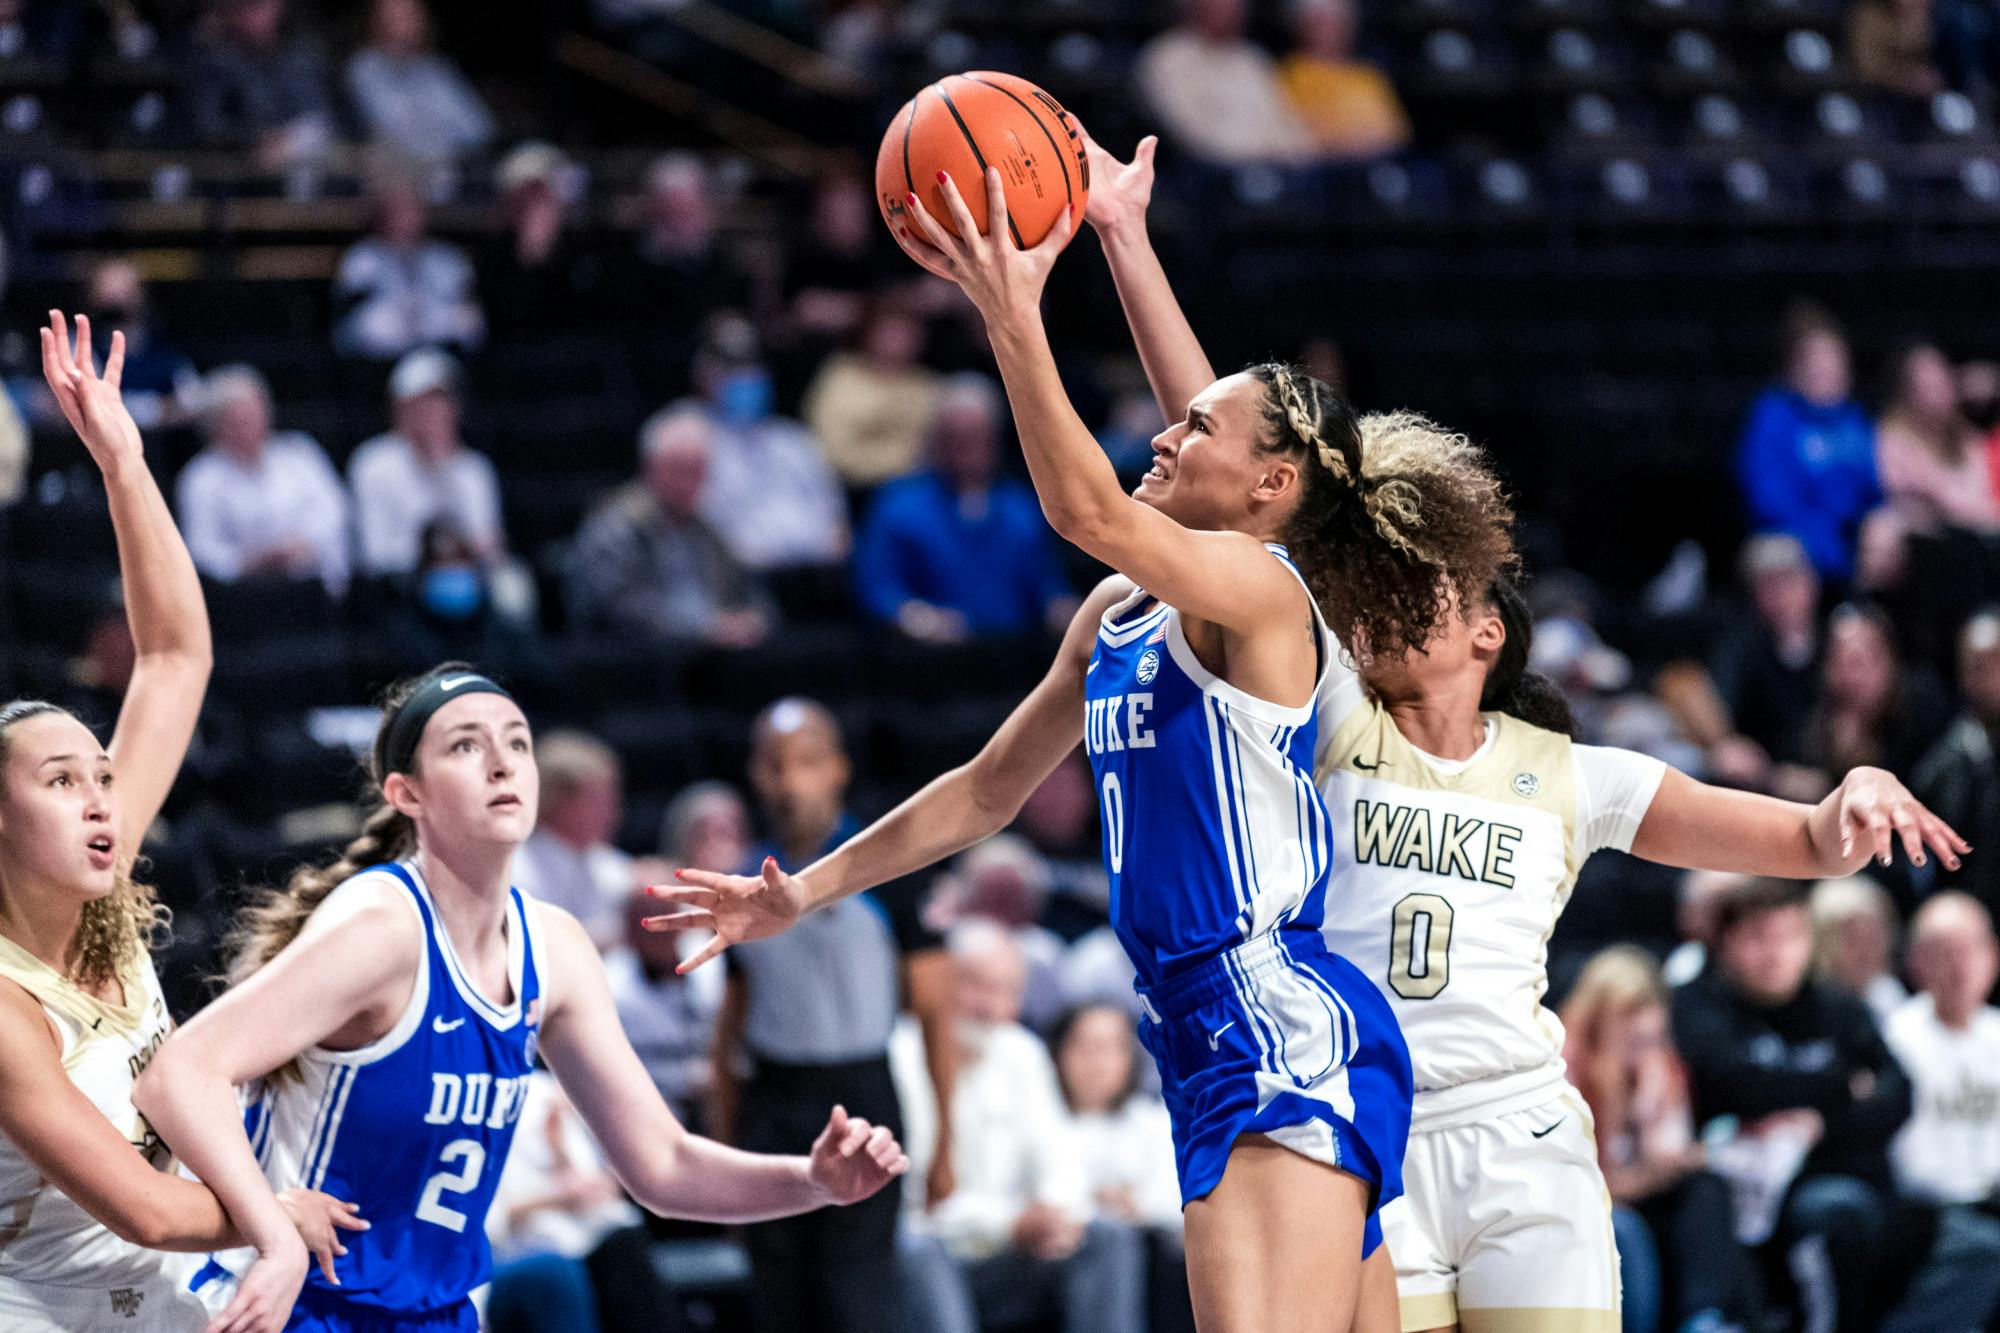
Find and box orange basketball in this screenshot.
[875,71,1090,264]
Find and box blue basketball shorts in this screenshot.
[1136,928,1413,1258]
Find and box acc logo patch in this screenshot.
[1513,772,1541,798]
[1136,650,1160,684]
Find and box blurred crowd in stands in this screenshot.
[13,1,2000,1331]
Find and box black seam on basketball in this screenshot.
[902,92,919,201]
[964,75,1073,210]
[935,78,1025,249]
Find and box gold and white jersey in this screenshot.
[0,934,176,1289]
[1315,664,1665,1128]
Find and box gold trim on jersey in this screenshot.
[1455,1311,1620,1333]
[0,934,153,1042]
[1400,1290,1458,1331]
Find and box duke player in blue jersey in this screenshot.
[131,665,910,1333]
[650,159,1519,1328]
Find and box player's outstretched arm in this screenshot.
[40,312,212,847]
[534,904,907,1221]
[135,882,419,1333]
[1077,130,1217,428]
[901,172,1304,635]
[1630,764,1969,879]
[647,577,1126,971]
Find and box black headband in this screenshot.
[375,672,513,778]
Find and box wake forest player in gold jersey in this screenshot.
[1056,131,1966,1333]
[1316,537,1964,1333]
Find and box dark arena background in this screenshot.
[8,0,2000,1330]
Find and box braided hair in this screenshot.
[1247,366,1518,664]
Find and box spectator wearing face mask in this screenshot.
[687,316,848,571]
[376,521,551,695]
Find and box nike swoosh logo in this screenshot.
[1207,1021,1236,1051]
[433,1016,466,1033]
[1530,1116,1566,1139]
[438,676,476,691]
[1354,757,1385,772]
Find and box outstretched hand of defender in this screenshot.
[1080,129,1159,238]
[642,856,811,973]
[807,1104,910,1205]
[898,166,1076,325]
[40,310,141,474]
[1833,767,1969,870]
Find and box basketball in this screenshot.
[875,71,1090,263]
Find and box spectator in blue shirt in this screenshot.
[1736,309,1882,583]
[854,374,1072,642]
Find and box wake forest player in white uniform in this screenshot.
[1317,568,1966,1333]
[0,316,356,1332]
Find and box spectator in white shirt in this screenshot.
[1812,874,1909,1026]
[349,349,505,576]
[1887,892,2000,1205]
[174,364,350,594]
[1051,1004,1182,1234]
[514,731,634,948]
[688,314,849,570]
[334,170,485,361]
[892,921,1146,1333]
[345,0,493,171]
[1136,0,1317,166]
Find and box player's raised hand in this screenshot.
[1079,130,1159,239]
[642,856,811,972]
[1833,766,1969,870]
[807,1104,910,1205]
[898,167,1076,327]
[40,310,142,474]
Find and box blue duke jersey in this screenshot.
[195,860,543,1318]
[1085,545,1336,984]
[1086,547,1413,1228]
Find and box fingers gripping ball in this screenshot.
[876,71,1090,262]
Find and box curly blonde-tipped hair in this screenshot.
[0,701,169,991]
[1248,370,1518,663]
